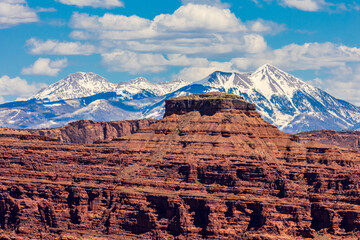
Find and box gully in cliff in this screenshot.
[0,92,360,239]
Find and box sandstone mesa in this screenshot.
[0,92,360,239]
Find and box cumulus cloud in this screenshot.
[232,42,360,71]
[281,0,325,11]
[176,61,235,82]
[69,4,269,60]
[307,64,360,106]
[56,0,124,8]
[102,51,211,74]
[27,38,96,55]
[21,58,68,76]
[70,4,247,38]
[70,12,151,31]
[0,75,47,98]
[0,0,38,29]
[181,0,230,8]
[247,19,286,35]
[254,0,360,12]
[102,51,169,73]
[154,4,245,32]
[101,51,232,75]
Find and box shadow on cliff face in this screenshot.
[183,198,210,238]
[0,193,20,231]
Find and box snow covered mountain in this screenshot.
[115,77,190,99]
[32,73,190,102]
[2,64,360,133]
[32,72,117,101]
[190,64,360,133]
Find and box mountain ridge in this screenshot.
[1,64,360,133]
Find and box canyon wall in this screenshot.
[297,130,360,152]
[29,119,157,144]
[1,92,360,239]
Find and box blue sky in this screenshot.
[1,0,360,105]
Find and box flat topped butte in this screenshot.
[164,92,256,117]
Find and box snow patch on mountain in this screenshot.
[4,64,360,133]
[32,73,191,102]
[32,72,116,101]
[56,99,143,122]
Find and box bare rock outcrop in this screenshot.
[296,130,360,152]
[164,92,256,117]
[0,93,360,239]
[29,119,157,144]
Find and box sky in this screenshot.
[1,0,360,105]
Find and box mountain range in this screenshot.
[1,64,360,133]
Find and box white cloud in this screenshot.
[154,4,246,32]
[101,51,233,75]
[255,0,360,12]
[181,0,230,8]
[0,75,47,98]
[0,96,4,104]
[0,0,38,29]
[69,4,247,39]
[109,33,267,57]
[21,58,68,76]
[70,12,150,31]
[56,0,124,8]
[35,7,57,13]
[27,38,96,55]
[69,4,269,60]
[232,42,360,71]
[308,64,360,106]
[247,19,286,35]
[281,0,325,11]
[101,51,168,73]
[176,61,235,82]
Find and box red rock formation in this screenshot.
[297,130,360,152]
[0,92,360,239]
[28,119,157,144]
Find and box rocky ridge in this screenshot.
[297,130,360,152]
[28,119,157,144]
[0,93,360,239]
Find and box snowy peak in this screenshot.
[253,63,280,74]
[115,77,160,97]
[32,72,116,101]
[32,72,192,102]
[157,78,191,93]
[115,77,191,98]
[249,64,310,99]
[3,64,360,134]
[124,77,151,85]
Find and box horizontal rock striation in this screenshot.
[29,119,157,144]
[297,130,360,152]
[0,93,360,239]
[164,92,256,117]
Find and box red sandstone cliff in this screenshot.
[0,92,360,239]
[28,119,157,144]
[297,130,360,152]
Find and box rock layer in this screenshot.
[29,119,157,144]
[0,93,360,239]
[164,92,256,117]
[297,130,360,152]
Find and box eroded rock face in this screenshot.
[164,92,256,117]
[0,93,360,239]
[29,119,157,144]
[297,130,360,152]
